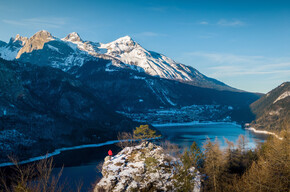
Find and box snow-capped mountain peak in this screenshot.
[62,32,83,43]
[113,35,134,43]
[101,35,138,52]
[62,32,101,55]
[100,35,199,81]
[0,31,234,91]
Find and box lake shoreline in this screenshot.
[0,137,161,168]
[245,127,282,140]
[152,121,239,127]
[1,122,272,168]
[0,140,120,168]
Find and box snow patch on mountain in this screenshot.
[0,46,20,60]
[273,91,290,103]
[145,79,167,105]
[47,44,60,53]
[0,35,28,60]
[132,75,146,80]
[162,90,177,106]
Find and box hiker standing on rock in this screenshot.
[108,149,113,160]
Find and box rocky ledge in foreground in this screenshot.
[94,142,200,192]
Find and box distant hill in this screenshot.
[250,82,290,132]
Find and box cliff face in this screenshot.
[95,142,200,192]
[16,30,54,59]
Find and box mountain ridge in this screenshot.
[0,30,239,92]
[250,82,289,132]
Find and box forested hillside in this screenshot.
[250,82,289,132]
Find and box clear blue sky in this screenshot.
[0,0,289,93]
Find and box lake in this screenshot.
[50,122,267,191]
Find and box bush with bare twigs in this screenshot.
[0,156,83,192]
[116,132,135,149]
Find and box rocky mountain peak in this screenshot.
[63,32,83,42]
[16,30,55,59]
[0,30,236,91]
[15,34,21,40]
[14,34,28,45]
[32,30,53,40]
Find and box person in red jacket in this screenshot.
[108,149,113,160]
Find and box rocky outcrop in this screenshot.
[0,35,28,60]
[16,30,54,59]
[63,32,83,42]
[95,142,200,192]
[14,34,28,46]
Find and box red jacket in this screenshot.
[108,150,113,156]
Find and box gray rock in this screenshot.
[95,142,201,192]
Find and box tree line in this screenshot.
[118,125,289,192]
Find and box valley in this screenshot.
[117,104,233,124]
[0,28,288,192]
[0,31,262,165]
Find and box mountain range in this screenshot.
[0,30,261,162]
[0,31,260,110]
[0,30,237,91]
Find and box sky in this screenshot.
[0,0,289,93]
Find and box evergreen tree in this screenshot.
[133,125,161,140]
[173,142,202,191]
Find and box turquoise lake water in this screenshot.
[51,122,267,191]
